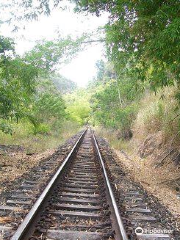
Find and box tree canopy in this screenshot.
[73,0,180,91]
[0,31,86,134]
[1,0,180,137]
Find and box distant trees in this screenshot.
[0,0,95,135]
[4,1,180,91]
[71,1,180,135]
[51,74,77,94]
[2,0,180,136]
[65,90,91,125]
[89,60,141,133]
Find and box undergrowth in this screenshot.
[133,86,180,143]
[94,127,130,151]
[0,120,81,153]
[95,86,180,151]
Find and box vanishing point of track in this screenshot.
[10,129,128,240]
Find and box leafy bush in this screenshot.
[0,122,12,135]
[65,89,91,126]
[32,123,50,135]
[91,78,140,132]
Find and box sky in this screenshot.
[0,2,108,87]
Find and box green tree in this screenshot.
[0,37,38,122]
[73,0,180,90]
[24,36,85,73]
[65,89,91,125]
[51,74,77,94]
[0,35,84,134]
[89,60,142,133]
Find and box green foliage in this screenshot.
[33,92,66,123]
[74,0,180,90]
[0,0,59,23]
[96,60,105,81]
[0,119,80,153]
[65,89,91,125]
[91,77,139,130]
[88,61,116,87]
[0,36,14,54]
[0,34,82,135]
[0,122,12,135]
[32,123,50,135]
[0,37,37,123]
[25,36,85,74]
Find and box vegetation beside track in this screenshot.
[1,1,180,159]
[0,1,179,230]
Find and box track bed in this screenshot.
[0,130,174,240]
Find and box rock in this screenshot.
[138,135,156,158]
[138,132,163,158]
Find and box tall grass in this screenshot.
[0,120,81,153]
[133,86,180,143]
[95,86,180,151]
[94,127,130,151]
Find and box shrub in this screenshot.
[33,123,50,135]
[133,86,179,142]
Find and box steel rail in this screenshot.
[92,132,129,240]
[11,129,86,240]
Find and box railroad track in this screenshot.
[6,129,127,240]
[0,129,173,240]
